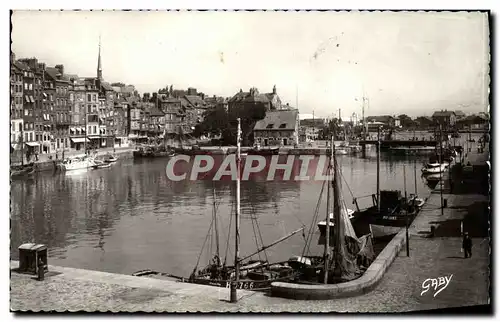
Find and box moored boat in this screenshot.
[421,163,448,174]
[91,159,112,169]
[11,163,35,179]
[59,155,95,171]
[103,154,118,163]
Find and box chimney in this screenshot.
[55,64,64,76]
[273,84,276,94]
[239,89,242,93]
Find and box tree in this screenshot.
[192,103,266,145]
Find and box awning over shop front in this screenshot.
[70,138,89,143]
[88,136,101,140]
[25,142,40,147]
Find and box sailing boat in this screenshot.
[10,130,35,179]
[133,118,302,291]
[292,137,375,284]
[349,128,418,239]
[59,100,95,171]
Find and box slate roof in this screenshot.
[454,110,466,117]
[184,95,207,108]
[254,110,298,131]
[13,61,30,71]
[149,107,165,117]
[101,82,114,91]
[45,67,62,80]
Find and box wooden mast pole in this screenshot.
[230,118,241,303]
[323,136,334,284]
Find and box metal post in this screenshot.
[323,136,334,284]
[414,161,418,196]
[377,127,381,214]
[404,165,409,256]
[439,125,444,215]
[230,118,241,303]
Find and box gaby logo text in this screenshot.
[420,274,453,297]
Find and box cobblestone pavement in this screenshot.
[10,233,489,313]
[10,175,490,313]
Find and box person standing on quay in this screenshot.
[463,232,473,258]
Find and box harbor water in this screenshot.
[10,148,442,278]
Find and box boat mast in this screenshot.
[323,136,334,284]
[212,187,220,262]
[230,118,241,303]
[377,126,381,213]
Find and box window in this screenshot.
[24,83,28,90]
[279,123,287,129]
[18,123,22,132]
[88,105,91,113]
[24,109,28,116]
[25,133,28,142]
[87,94,91,102]
[29,83,33,90]
[266,124,274,129]
[29,133,33,142]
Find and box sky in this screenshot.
[11,10,489,118]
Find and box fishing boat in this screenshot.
[91,159,112,169]
[10,163,35,179]
[133,118,302,291]
[347,129,419,238]
[103,154,118,163]
[59,155,96,171]
[291,138,375,284]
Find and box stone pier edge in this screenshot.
[270,228,407,300]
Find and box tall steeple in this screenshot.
[97,35,102,80]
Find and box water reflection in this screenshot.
[11,152,434,276]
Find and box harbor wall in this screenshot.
[271,228,408,300]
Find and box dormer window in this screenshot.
[279,123,287,128]
[266,124,274,129]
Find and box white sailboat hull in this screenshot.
[369,224,402,239]
[421,164,448,174]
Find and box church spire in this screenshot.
[97,35,102,80]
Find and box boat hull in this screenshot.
[421,164,448,174]
[369,224,402,239]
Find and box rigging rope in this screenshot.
[250,200,269,264]
[301,179,327,258]
[223,198,234,266]
[250,209,263,264]
[192,215,215,276]
[339,170,356,202]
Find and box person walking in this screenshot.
[463,232,473,258]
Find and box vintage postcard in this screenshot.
[9,9,491,314]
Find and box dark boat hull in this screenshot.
[11,164,35,178]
